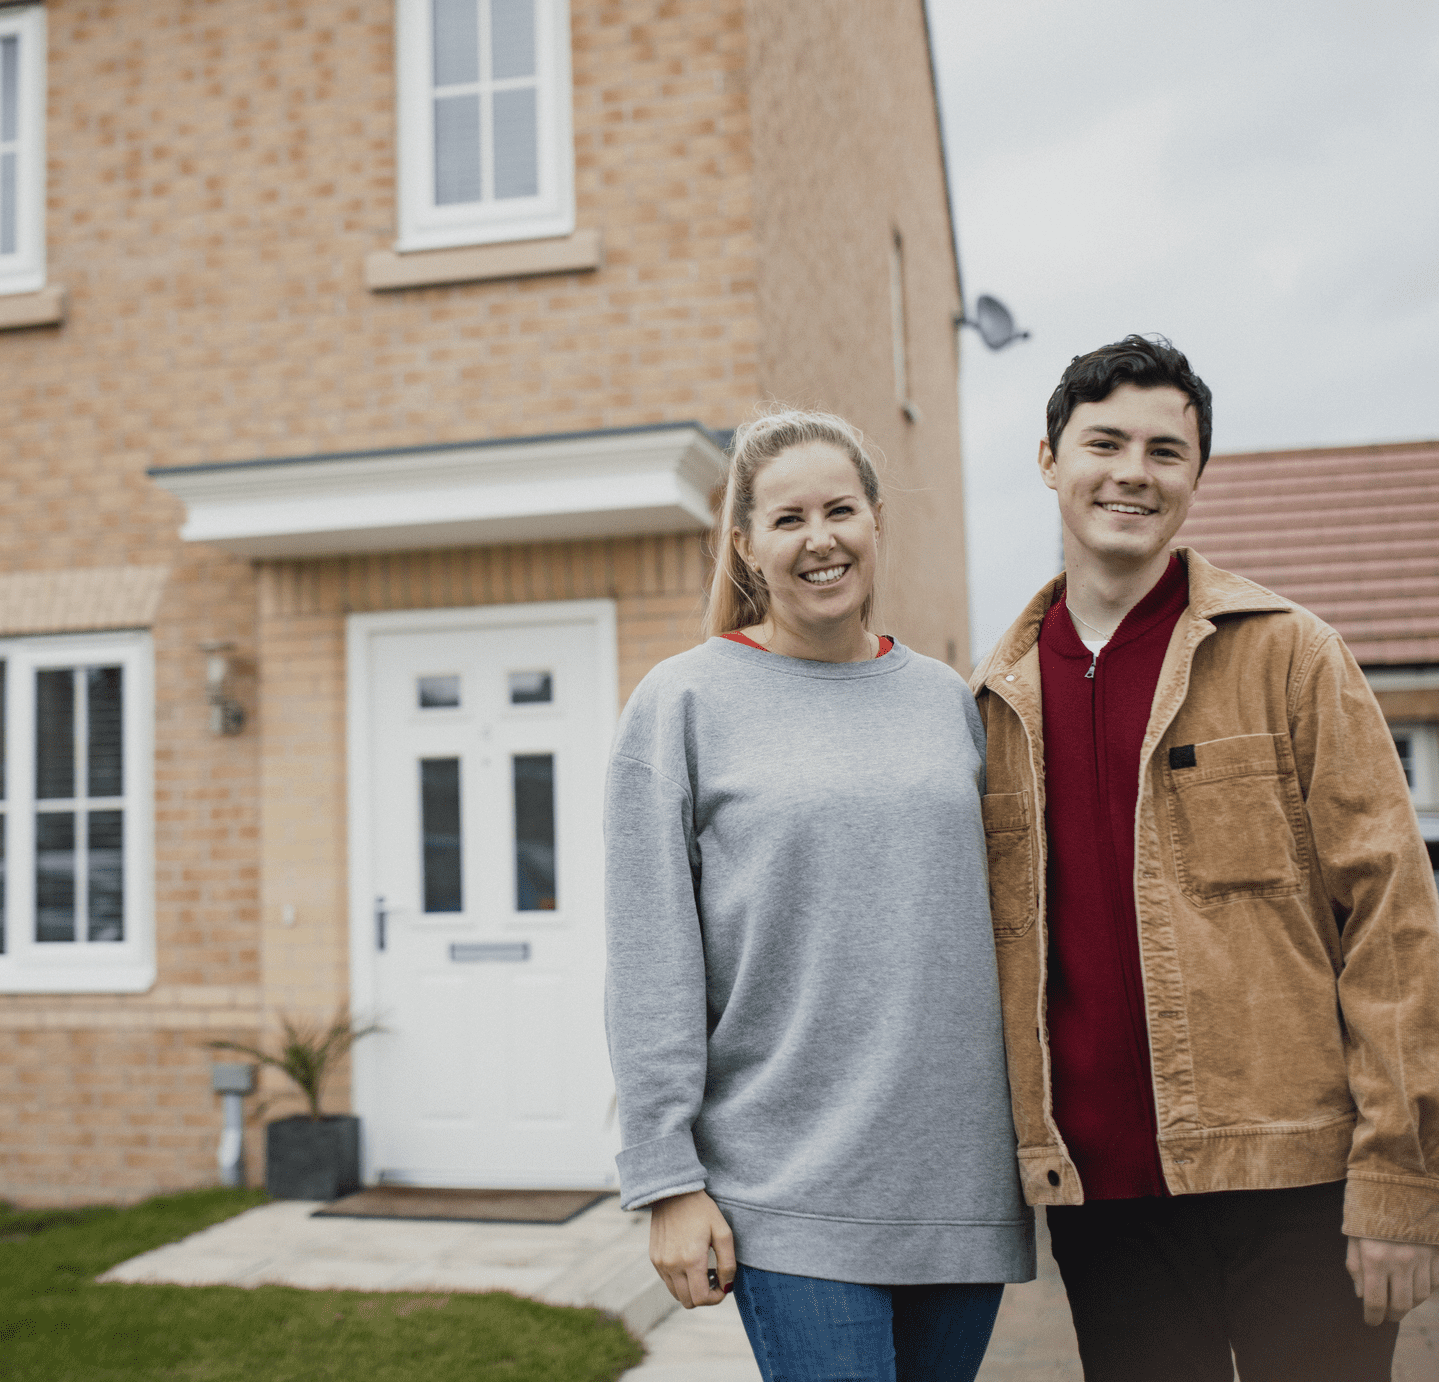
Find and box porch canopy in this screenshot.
[148,422,730,558]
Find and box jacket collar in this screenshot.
[975,547,1292,688]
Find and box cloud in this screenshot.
[929,0,1439,659]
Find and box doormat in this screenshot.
[310,1187,612,1224]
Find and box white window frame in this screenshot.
[0,630,155,993]
[395,0,575,252]
[1392,722,1439,812]
[0,3,45,296]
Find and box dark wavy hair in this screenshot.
[1046,334,1214,473]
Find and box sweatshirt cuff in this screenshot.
[1344,1174,1439,1247]
[616,1131,707,1211]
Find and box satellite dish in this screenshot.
[955,294,1031,351]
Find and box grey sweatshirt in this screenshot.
[603,636,1034,1285]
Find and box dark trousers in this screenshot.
[1046,1181,1399,1382]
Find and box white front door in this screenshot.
[347,600,619,1189]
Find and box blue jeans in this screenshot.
[731,1262,1004,1382]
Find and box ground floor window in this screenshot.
[0,630,153,992]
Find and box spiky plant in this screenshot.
[206,1010,382,1120]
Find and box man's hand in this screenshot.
[1346,1236,1439,1325]
[648,1189,736,1309]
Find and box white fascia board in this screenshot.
[1365,666,1439,692]
[151,426,727,559]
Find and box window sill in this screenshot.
[0,284,66,331]
[0,958,156,995]
[365,229,602,292]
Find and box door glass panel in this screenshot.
[87,666,123,798]
[36,669,75,800]
[421,757,463,913]
[432,0,479,87]
[418,674,461,709]
[508,671,551,704]
[514,753,555,910]
[87,809,124,942]
[36,811,75,942]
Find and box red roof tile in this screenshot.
[1173,439,1439,666]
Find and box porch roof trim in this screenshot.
[147,422,732,559]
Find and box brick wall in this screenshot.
[0,0,752,1207]
[747,0,970,668]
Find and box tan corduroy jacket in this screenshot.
[970,548,1439,1246]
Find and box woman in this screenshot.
[603,409,1033,1381]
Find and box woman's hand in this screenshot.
[648,1189,736,1308]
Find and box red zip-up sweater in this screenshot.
[1038,555,1189,1200]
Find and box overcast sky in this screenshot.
[926,0,1439,661]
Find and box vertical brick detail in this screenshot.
[256,534,709,704]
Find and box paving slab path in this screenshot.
[96,1197,1438,1379]
[97,1195,674,1338]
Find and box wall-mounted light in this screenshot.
[199,640,245,736]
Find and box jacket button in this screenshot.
[1005,674,1016,682]
[1047,1170,1060,1186]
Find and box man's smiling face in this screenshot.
[1039,382,1203,570]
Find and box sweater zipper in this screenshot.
[1085,649,1099,679]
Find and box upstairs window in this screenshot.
[396,0,575,252]
[0,631,154,993]
[1392,722,1439,811]
[0,4,44,296]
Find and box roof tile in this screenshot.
[1175,439,1439,665]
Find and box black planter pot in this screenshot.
[265,1114,361,1200]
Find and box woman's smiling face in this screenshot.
[734,441,880,637]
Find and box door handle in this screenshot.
[375,896,388,952]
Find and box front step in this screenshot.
[539,1208,678,1336]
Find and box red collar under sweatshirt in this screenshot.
[1038,555,1189,1200]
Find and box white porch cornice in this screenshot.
[147,422,729,559]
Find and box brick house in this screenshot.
[1175,439,1439,879]
[0,1,970,1203]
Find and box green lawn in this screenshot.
[0,1189,645,1381]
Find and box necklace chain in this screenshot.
[1069,607,1114,641]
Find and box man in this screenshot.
[970,334,1439,1380]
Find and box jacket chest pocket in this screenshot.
[982,791,1038,937]
[1162,733,1311,906]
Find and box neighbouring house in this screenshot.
[1175,439,1439,881]
[0,1,971,1203]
